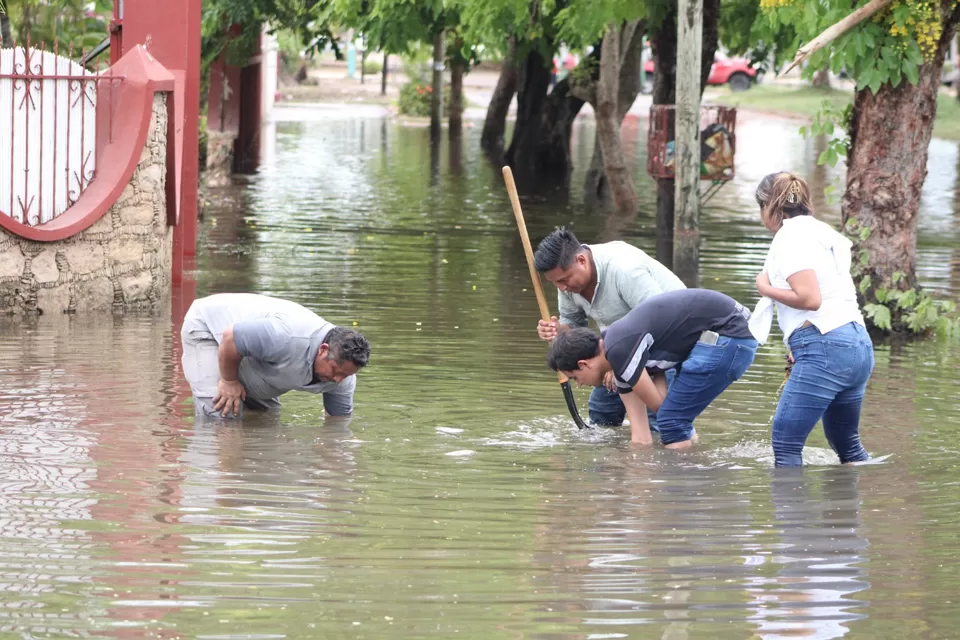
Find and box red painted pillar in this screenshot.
[120,0,201,283]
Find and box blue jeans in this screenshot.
[772,322,873,467]
[656,336,758,445]
[589,369,676,432]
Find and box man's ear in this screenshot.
[576,253,589,268]
[576,359,590,371]
[317,344,330,359]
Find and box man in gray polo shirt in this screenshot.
[180,293,370,419]
[534,227,685,428]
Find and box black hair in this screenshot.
[325,327,371,368]
[547,327,601,372]
[534,227,584,272]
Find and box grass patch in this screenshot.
[710,83,960,141]
[709,84,851,120]
[934,92,960,140]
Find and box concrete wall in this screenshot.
[0,94,173,316]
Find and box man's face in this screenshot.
[543,253,591,294]
[562,356,606,388]
[314,345,359,384]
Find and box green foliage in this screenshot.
[757,0,953,93]
[201,0,342,78]
[400,42,434,83]
[275,28,304,75]
[567,53,597,85]
[3,0,110,60]
[397,81,461,117]
[719,0,797,71]
[845,218,960,336]
[362,57,383,75]
[553,0,645,49]
[798,100,852,167]
[334,0,442,55]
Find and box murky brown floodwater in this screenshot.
[1,106,959,638]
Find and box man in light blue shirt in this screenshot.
[534,227,685,428]
[181,293,370,419]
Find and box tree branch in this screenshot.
[783,0,895,75]
[619,19,642,66]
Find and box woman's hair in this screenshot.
[755,172,813,229]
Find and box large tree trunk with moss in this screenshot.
[582,21,645,210]
[842,9,960,334]
[652,0,719,267]
[481,37,519,160]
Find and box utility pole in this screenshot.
[673,0,702,287]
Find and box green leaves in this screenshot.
[757,0,938,96]
[864,303,892,331]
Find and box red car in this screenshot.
[643,53,757,92]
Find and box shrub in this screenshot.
[397,81,465,117]
[362,58,382,75]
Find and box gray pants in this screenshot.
[180,314,280,419]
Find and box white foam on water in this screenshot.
[481,415,617,449]
[850,452,894,465]
[709,442,894,468]
[436,427,464,435]
[708,441,839,467]
[445,449,476,457]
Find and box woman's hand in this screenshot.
[756,271,773,297]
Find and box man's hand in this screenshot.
[213,379,246,417]
[602,370,617,392]
[537,316,563,341]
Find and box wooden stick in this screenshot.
[782,0,895,76]
[502,166,567,384]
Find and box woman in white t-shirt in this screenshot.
[754,172,874,467]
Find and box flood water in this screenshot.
[1,106,959,638]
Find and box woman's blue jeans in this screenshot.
[772,322,874,467]
[656,336,758,445]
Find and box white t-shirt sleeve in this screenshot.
[775,237,821,280]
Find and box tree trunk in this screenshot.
[652,0,719,268]
[503,46,577,188]
[481,36,519,159]
[431,31,445,138]
[584,134,608,206]
[381,53,388,96]
[527,76,587,189]
[842,11,959,333]
[503,41,598,191]
[594,21,642,215]
[0,11,12,48]
[504,48,553,175]
[449,55,465,137]
[812,67,832,88]
[652,8,679,267]
[585,21,645,207]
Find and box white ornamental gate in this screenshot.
[0,46,101,226]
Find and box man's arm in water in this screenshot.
[214,325,246,417]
